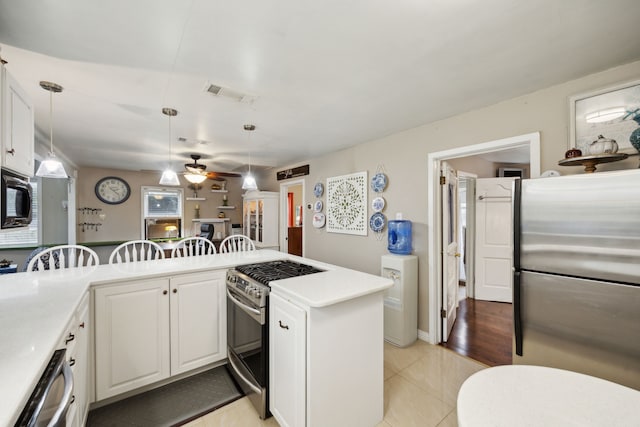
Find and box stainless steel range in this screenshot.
[226,260,323,419]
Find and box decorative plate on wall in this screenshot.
[312,212,326,228]
[314,200,323,212]
[314,182,324,198]
[370,173,388,193]
[369,212,386,232]
[371,196,385,212]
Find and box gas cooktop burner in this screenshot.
[235,260,324,286]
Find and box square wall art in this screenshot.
[326,171,367,235]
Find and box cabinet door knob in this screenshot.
[6,149,15,156]
[163,290,168,295]
[278,320,289,330]
[79,322,85,329]
[69,358,76,367]
[65,333,75,344]
[173,288,177,294]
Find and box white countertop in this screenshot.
[0,250,391,425]
[270,265,393,307]
[457,365,640,427]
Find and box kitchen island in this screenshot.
[0,250,392,426]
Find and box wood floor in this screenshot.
[441,292,513,367]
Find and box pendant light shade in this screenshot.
[242,174,257,191]
[242,124,258,191]
[160,107,180,186]
[159,169,180,186]
[36,81,68,179]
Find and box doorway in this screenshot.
[279,179,305,256]
[427,132,541,347]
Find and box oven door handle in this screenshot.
[228,351,262,395]
[226,288,261,317]
[48,361,74,427]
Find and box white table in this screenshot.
[458,365,640,427]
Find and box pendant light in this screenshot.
[159,107,180,186]
[35,81,68,178]
[242,124,258,191]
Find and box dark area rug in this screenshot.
[86,365,242,427]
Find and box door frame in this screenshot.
[279,178,306,255]
[426,132,540,344]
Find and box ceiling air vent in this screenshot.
[204,82,257,104]
[206,84,223,95]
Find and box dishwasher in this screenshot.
[14,349,74,427]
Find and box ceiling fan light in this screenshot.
[242,173,258,191]
[159,169,180,186]
[36,153,68,178]
[184,173,207,184]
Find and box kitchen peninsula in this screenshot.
[0,250,392,426]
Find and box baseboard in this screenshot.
[417,329,431,343]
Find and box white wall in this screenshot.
[261,59,640,336]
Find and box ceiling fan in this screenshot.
[183,154,242,182]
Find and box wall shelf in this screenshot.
[211,190,228,193]
[217,206,236,210]
[186,197,206,201]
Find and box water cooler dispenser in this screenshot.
[381,254,418,347]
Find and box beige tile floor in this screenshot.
[185,340,486,427]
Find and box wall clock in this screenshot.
[95,176,131,205]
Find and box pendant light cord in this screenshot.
[49,89,54,154]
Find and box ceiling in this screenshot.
[1,0,639,174]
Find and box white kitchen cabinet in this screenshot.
[170,271,227,375]
[269,293,306,427]
[94,278,170,400]
[93,270,227,401]
[243,191,279,250]
[269,291,385,427]
[1,64,34,177]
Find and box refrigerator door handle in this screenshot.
[514,270,523,356]
[512,178,521,271]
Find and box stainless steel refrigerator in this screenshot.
[513,169,640,390]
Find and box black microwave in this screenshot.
[1,168,33,229]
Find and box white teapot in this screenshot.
[589,135,618,155]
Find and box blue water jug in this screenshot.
[388,213,412,255]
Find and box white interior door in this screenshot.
[475,177,515,302]
[441,162,459,341]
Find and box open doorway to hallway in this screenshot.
[279,179,305,256]
[441,162,519,366]
[427,132,541,366]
